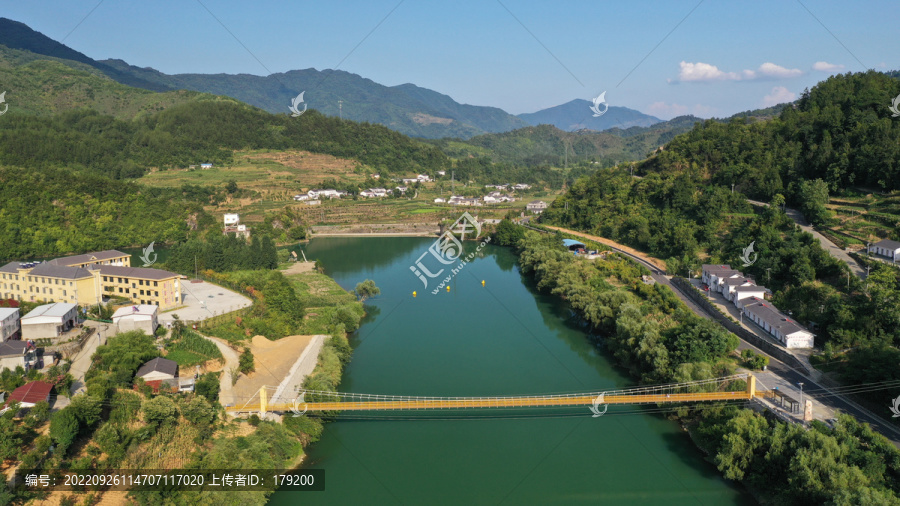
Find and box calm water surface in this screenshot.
[270,237,753,505]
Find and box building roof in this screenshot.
[136,357,178,379]
[734,285,767,292]
[723,277,754,286]
[709,269,744,280]
[743,298,810,336]
[22,303,78,320]
[562,239,587,248]
[0,261,20,274]
[50,250,129,267]
[0,340,26,358]
[872,239,900,250]
[702,264,731,271]
[5,381,53,407]
[527,200,547,206]
[29,263,93,280]
[0,307,18,320]
[94,265,179,281]
[112,305,159,319]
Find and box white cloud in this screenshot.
[762,86,796,107]
[646,101,713,119]
[674,61,803,82]
[812,61,844,72]
[676,61,740,82]
[757,62,803,79]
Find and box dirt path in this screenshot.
[542,225,668,272]
[283,261,316,275]
[199,334,239,407]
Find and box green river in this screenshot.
[271,237,753,505]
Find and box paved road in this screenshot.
[746,199,866,279]
[531,223,900,445]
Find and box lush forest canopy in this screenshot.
[643,70,900,195]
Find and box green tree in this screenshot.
[353,279,380,302]
[49,408,80,455]
[142,396,179,426]
[239,348,255,374]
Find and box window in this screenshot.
[154,281,158,287]
[118,288,123,293]
[103,276,108,282]
[140,290,145,296]
[155,291,159,297]
[63,290,66,296]
[69,282,73,286]
[125,288,130,294]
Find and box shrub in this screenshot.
[239,348,255,374]
[142,396,178,427]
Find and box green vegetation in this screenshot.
[696,408,900,505]
[165,234,280,274]
[0,165,212,261]
[517,231,738,383]
[165,329,223,367]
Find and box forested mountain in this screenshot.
[0,18,530,139]
[0,101,449,179]
[0,45,225,119]
[517,99,662,131]
[643,70,900,195]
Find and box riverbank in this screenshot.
[311,223,438,237]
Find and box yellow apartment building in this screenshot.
[0,251,182,310]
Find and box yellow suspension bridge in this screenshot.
[225,374,760,417]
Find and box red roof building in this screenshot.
[5,380,53,408]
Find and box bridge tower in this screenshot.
[259,387,267,418]
[746,374,756,398]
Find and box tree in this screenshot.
[195,372,220,403]
[49,408,80,455]
[225,180,238,194]
[69,394,103,428]
[143,396,179,427]
[239,348,255,374]
[796,179,831,225]
[354,279,380,302]
[182,396,217,427]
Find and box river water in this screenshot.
[270,237,753,505]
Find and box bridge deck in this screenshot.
[227,391,755,414]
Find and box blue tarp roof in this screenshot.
[562,239,586,248]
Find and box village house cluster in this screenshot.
[701,264,814,349]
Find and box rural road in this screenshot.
[68,322,110,396]
[200,333,239,407]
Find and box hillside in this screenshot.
[430,115,700,168]
[0,45,225,119]
[517,99,662,131]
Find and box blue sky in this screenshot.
[6,0,898,119]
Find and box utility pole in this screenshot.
[731,183,735,194]
[338,100,343,120]
[766,267,771,285]
[798,382,804,416]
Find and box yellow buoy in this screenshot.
[481,280,485,286]
[413,291,417,297]
[446,285,451,292]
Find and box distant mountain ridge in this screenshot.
[0,17,665,140]
[517,99,663,131]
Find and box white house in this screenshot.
[401,178,419,184]
[708,270,745,293]
[21,303,79,340]
[722,277,756,301]
[741,297,814,349]
[0,307,19,342]
[869,239,900,261]
[513,183,531,190]
[733,285,768,308]
[113,305,159,335]
[293,194,309,201]
[526,200,548,214]
[312,189,345,199]
[396,186,408,194]
[224,214,240,226]
[417,174,432,182]
[360,190,376,198]
[437,171,446,176]
[135,357,178,383]
[200,163,213,169]
[0,341,27,372]
[483,196,499,204]
[434,198,446,203]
